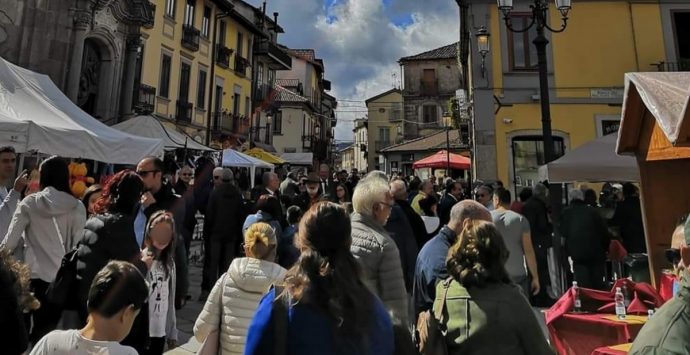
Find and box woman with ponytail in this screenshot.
[433,220,553,355]
[194,222,286,355]
[244,201,394,355]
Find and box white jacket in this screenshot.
[194,257,286,355]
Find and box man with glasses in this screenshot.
[174,166,193,196]
[135,156,188,310]
[0,146,27,237]
[474,184,494,210]
[630,216,690,354]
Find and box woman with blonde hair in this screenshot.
[432,220,553,355]
[194,222,286,355]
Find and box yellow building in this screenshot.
[365,89,403,171]
[467,1,673,192]
[138,0,264,147]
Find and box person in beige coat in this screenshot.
[194,222,286,355]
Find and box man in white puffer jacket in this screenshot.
[194,222,286,355]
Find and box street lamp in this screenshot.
[265,111,273,144]
[476,27,490,78]
[496,0,570,166]
[315,123,321,138]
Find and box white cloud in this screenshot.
[246,0,460,142]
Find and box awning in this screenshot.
[113,115,215,151]
[412,150,471,170]
[252,141,277,152]
[245,148,286,164]
[221,148,274,188]
[280,152,313,166]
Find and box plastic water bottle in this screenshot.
[615,287,626,320]
[572,281,582,312]
[647,309,654,318]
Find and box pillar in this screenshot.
[67,10,91,102]
[120,35,140,117]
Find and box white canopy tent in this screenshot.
[280,152,313,166]
[0,57,163,164]
[538,133,639,183]
[113,115,215,151]
[221,148,274,188]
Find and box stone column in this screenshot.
[67,10,91,102]
[120,35,140,117]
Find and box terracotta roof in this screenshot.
[380,129,464,153]
[399,42,459,62]
[365,88,401,105]
[273,85,309,103]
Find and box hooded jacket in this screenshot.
[1,187,86,282]
[194,257,286,355]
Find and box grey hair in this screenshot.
[448,200,492,227]
[569,188,584,202]
[352,177,390,216]
[390,179,407,200]
[362,170,388,182]
[213,167,223,176]
[533,183,548,199]
[221,168,234,182]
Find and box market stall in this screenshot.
[221,148,274,188]
[113,115,215,151]
[245,147,286,164]
[0,57,163,164]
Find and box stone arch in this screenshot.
[80,29,119,121]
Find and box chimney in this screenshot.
[273,12,279,30]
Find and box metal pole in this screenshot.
[446,126,451,177]
[534,29,554,165]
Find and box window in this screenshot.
[184,0,195,26]
[673,11,690,70]
[179,62,191,102]
[268,69,275,85]
[378,127,390,142]
[257,63,264,85]
[159,54,172,98]
[165,0,176,18]
[422,105,438,124]
[201,6,211,37]
[237,32,244,58]
[218,21,226,45]
[197,69,207,109]
[511,136,565,192]
[507,14,538,71]
[245,96,250,118]
[273,111,282,134]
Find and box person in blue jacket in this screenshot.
[244,201,394,355]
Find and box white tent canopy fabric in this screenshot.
[113,115,214,151]
[280,152,313,166]
[221,149,274,188]
[538,133,639,183]
[0,57,163,164]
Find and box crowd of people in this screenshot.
[0,143,685,355]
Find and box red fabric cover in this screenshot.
[549,314,644,355]
[608,240,627,262]
[658,272,676,303]
[590,345,629,355]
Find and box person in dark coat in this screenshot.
[391,179,429,250]
[610,183,646,254]
[318,163,337,201]
[75,170,153,353]
[0,247,38,355]
[200,168,243,301]
[560,189,611,290]
[175,166,196,260]
[384,198,419,294]
[521,183,554,307]
[438,180,463,227]
[294,173,325,212]
[136,157,189,310]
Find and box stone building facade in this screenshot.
[0,0,153,124]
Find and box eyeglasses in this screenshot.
[665,248,681,264]
[137,169,160,177]
[378,201,394,209]
[213,176,221,180]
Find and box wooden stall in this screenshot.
[617,72,690,286]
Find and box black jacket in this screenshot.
[438,193,458,227]
[0,260,28,355]
[294,192,323,213]
[384,204,419,293]
[611,196,646,254]
[561,200,611,261]
[396,198,429,249]
[522,196,553,248]
[204,183,243,242]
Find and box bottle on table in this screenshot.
[647,309,654,318]
[615,287,626,320]
[572,281,582,313]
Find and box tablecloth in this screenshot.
[658,272,676,303]
[590,343,632,355]
[548,313,645,355]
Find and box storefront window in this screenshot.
[511,136,565,192]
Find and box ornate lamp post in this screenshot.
[496,0,571,165]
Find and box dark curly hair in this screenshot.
[446,220,511,288]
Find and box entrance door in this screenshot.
[78,39,102,116]
[511,136,565,193]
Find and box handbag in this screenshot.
[196,273,228,355]
[46,217,80,309]
[416,278,453,355]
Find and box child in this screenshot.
[30,260,148,355]
[143,211,178,354]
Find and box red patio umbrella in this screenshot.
[412,150,471,170]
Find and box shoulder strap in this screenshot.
[52,217,65,253]
[434,277,453,324]
[272,285,288,355]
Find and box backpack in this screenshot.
[45,217,81,309]
[416,278,452,355]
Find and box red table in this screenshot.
[548,313,644,355]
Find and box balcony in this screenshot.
[181,25,200,52]
[254,41,292,70]
[132,83,156,114]
[652,61,690,72]
[235,56,249,77]
[420,79,439,96]
[253,83,273,102]
[176,100,193,123]
[143,2,156,29]
[216,44,232,69]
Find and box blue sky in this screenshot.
[245,0,460,141]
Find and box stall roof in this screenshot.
[0,57,163,163]
[221,148,274,169]
[280,152,313,166]
[113,115,215,151]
